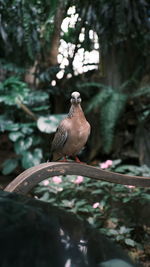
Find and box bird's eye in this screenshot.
[71,94,81,102]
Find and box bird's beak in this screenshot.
[71,97,81,104]
[74,97,78,103]
[71,92,81,104]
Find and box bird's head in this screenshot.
[71,91,81,104]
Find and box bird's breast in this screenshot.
[62,118,90,156]
[70,118,90,140]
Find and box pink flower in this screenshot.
[93,202,99,209]
[52,176,62,184]
[125,185,135,189]
[100,160,113,169]
[43,180,49,186]
[106,160,112,167]
[74,175,84,184]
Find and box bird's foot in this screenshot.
[75,156,86,164]
[58,156,86,164]
[59,156,68,162]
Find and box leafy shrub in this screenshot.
[78,81,150,154]
[34,160,150,251]
[0,76,65,174]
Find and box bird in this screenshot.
[51,91,91,162]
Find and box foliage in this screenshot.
[0,0,59,65]
[75,0,150,53]
[0,0,149,80]
[0,76,30,105]
[34,160,150,253]
[0,0,150,166]
[0,76,65,174]
[78,81,150,154]
[0,118,43,173]
[37,115,66,134]
[86,83,127,154]
[0,2,149,265]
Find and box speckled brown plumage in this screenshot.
[51,92,91,161]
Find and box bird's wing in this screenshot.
[51,123,68,153]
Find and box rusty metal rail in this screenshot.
[4,162,150,194]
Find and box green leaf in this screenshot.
[100,92,127,154]
[61,199,75,208]
[34,187,48,194]
[116,235,124,241]
[4,123,20,132]
[91,189,103,194]
[0,76,29,105]
[86,87,113,113]
[9,131,24,142]
[114,165,141,175]
[132,86,150,98]
[0,115,19,132]
[142,193,150,200]
[33,148,43,161]
[112,159,122,168]
[40,192,50,201]
[21,125,34,135]
[125,238,135,247]
[75,200,87,207]
[37,114,66,133]
[21,148,43,169]
[14,137,33,154]
[21,151,34,169]
[2,158,18,175]
[24,90,49,106]
[107,229,118,236]
[122,197,131,203]
[119,226,132,234]
[77,207,90,213]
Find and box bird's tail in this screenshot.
[49,151,62,162]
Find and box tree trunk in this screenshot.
[102,44,122,88]
[47,0,66,67]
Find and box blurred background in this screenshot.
[0,0,150,265]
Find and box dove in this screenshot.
[51,91,91,162]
